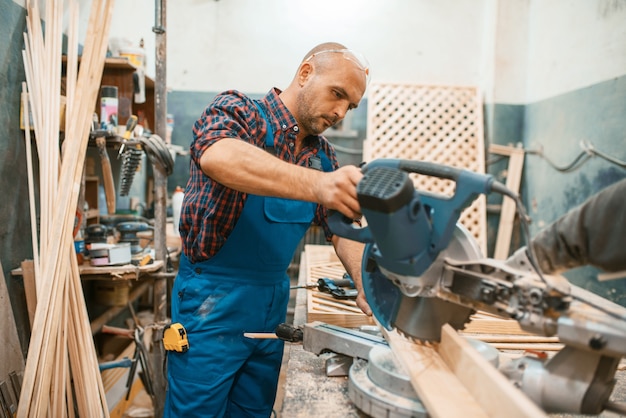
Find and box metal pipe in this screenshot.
[153,0,165,34]
[151,1,168,415]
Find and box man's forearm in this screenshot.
[332,235,371,315]
[200,138,363,219]
[201,138,321,201]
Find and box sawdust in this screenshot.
[279,346,367,418]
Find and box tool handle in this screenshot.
[123,115,138,140]
[95,136,116,215]
[101,324,134,339]
[98,357,133,371]
[362,159,464,181]
[275,323,304,342]
[327,210,373,243]
[317,278,358,300]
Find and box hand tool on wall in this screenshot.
[118,115,142,197]
[91,114,117,215]
[100,322,154,400]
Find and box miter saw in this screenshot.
[329,158,626,415]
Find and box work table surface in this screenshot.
[277,266,363,418]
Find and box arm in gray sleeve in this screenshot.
[530,178,626,274]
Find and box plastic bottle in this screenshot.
[100,85,118,130]
[172,186,184,237]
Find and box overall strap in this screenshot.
[253,100,275,153]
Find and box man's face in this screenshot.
[295,56,367,136]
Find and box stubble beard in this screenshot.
[296,88,331,136]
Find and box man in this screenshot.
[164,42,372,417]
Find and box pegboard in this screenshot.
[363,82,487,254]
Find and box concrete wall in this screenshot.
[1,0,32,354]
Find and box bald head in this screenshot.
[301,42,347,62]
[280,42,369,137]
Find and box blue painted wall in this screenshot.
[520,75,626,303]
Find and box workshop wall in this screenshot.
[161,0,493,195]
[1,1,625,351]
[486,0,626,302]
[517,0,626,301]
[139,0,626,304]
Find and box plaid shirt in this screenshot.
[180,88,340,262]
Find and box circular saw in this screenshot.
[362,223,482,341]
[329,159,507,342]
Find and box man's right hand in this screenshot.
[313,165,363,220]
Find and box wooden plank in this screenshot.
[20,260,37,327]
[380,325,489,418]
[463,315,531,335]
[489,144,525,259]
[439,324,547,418]
[0,260,25,383]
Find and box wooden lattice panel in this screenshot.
[304,245,374,328]
[364,82,487,254]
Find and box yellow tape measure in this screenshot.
[163,323,189,352]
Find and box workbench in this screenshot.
[276,246,626,418]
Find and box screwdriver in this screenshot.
[117,115,139,157]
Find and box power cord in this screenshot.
[524,140,626,172]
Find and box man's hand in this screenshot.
[355,291,372,317]
[332,235,371,316]
[313,165,363,220]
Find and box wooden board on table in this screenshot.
[304,245,374,328]
[380,322,547,418]
[463,311,531,335]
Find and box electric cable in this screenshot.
[524,140,626,172]
[139,134,175,176]
[524,148,591,172]
[582,140,626,169]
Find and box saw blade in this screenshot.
[362,223,483,342]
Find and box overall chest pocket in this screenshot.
[259,197,316,266]
[263,197,316,224]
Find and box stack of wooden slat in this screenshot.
[18,1,115,416]
[304,245,374,328]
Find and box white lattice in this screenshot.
[364,82,487,254]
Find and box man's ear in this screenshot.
[298,62,314,86]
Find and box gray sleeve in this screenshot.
[531,178,626,274]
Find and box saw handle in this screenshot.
[327,210,372,243]
[362,158,463,180]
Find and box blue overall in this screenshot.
[164,102,331,417]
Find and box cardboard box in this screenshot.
[89,243,132,266]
